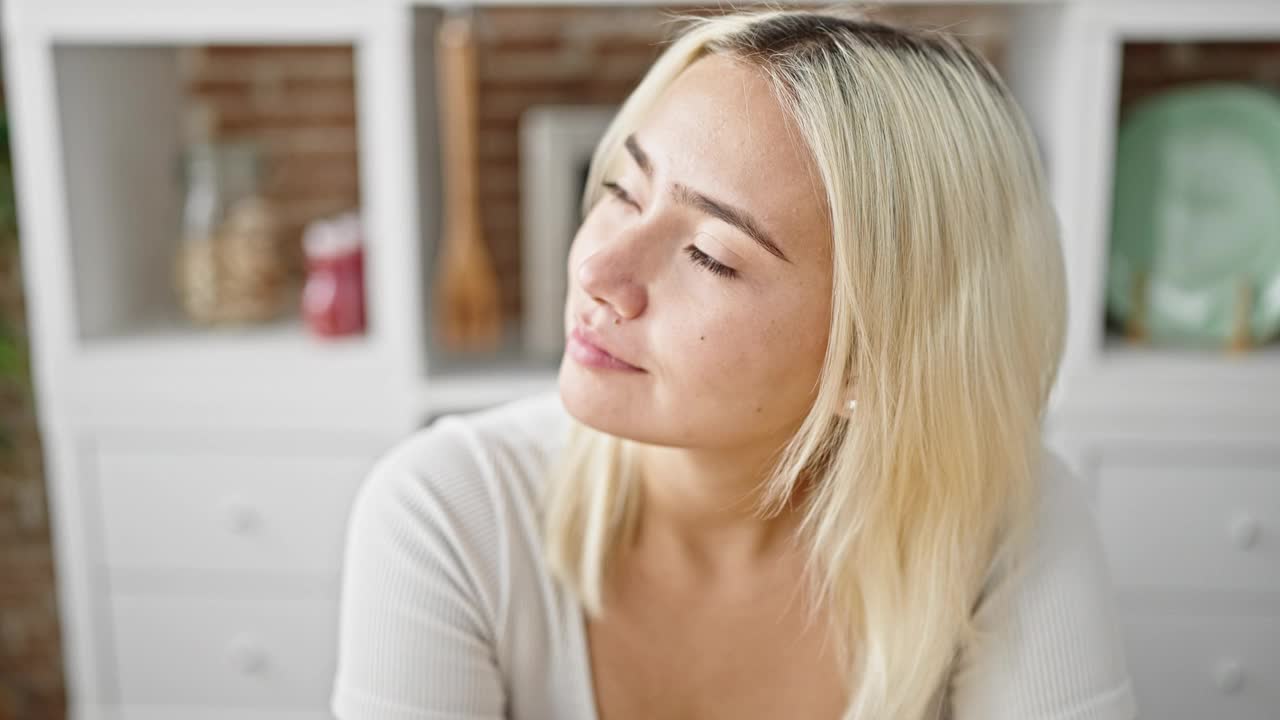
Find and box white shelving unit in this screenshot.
[1015,4,1280,718]
[3,0,1278,718]
[1025,1,1280,423]
[4,3,429,720]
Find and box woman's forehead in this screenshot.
[636,55,831,260]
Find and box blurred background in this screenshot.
[1,0,1278,719]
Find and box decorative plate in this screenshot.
[1106,83,1280,348]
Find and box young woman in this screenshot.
[330,9,1137,720]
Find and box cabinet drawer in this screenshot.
[1122,613,1280,720]
[110,593,337,708]
[1096,456,1279,591]
[95,446,374,575]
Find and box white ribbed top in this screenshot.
[329,388,1138,720]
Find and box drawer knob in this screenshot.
[227,635,268,676]
[1214,659,1245,694]
[1229,514,1260,550]
[220,497,259,535]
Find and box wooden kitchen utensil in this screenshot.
[433,9,502,352]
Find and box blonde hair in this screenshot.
[543,7,1067,719]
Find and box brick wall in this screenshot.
[1120,40,1280,113]
[0,84,65,719]
[0,426,60,720]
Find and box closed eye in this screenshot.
[602,180,638,209]
[685,245,738,279]
[602,180,740,280]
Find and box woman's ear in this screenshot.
[834,366,855,412]
[836,379,857,418]
[833,365,857,418]
[837,396,856,418]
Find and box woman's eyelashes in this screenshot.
[601,180,740,280]
[601,180,638,210]
[685,245,739,279]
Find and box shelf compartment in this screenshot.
[1102,39,1280,357]
[53,43,370,356]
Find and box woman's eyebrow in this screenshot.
[624,133,792,264]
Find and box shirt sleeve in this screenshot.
[947,451,1139,720]
[330,419,507,720]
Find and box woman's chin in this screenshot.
[557,370,650,439]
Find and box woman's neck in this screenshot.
[630,441,809,582]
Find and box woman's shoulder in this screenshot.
[331,389,573,718]
[364,387,569,511]
[339,387,570,632]
[948,444,1137,719]
[358,387,569,531]
[974,445,1114,618]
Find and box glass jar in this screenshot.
[175,141,287,326]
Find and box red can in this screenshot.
[302,212,366,338]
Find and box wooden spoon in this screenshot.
[433,9,502,352]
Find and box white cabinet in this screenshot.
[1096,454,1279,593]
[1043,432,1280,720]
[94,440,373,711]
[94,445,372,576]
[110,593,340,709]
[1025,3,1280,717]
[1122,609,1280,719]
[75,431,387,718]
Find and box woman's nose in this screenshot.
[574,234,650,322]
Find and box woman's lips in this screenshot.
[567,326,645,372]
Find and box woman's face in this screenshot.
[559,54,834,450]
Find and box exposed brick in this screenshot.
[477,129,518,158]
[11,481,45,533]
[192,93,355,127]
[588,35,665,57]
[270,157,360,194]
[274,199,361,230]
[482,52,593,83]
[192,45,356,80]
[280,75,359,93]
[479,7,591,38]
[1,609,29,656]
[477,115,521,134]
[488,34,566,54]
[589,53,663,83]
[482,75,592,95]
[480,171,519,200]
[1121,40,1280,113]
[185,77,255,97]
[254,127,359,154]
